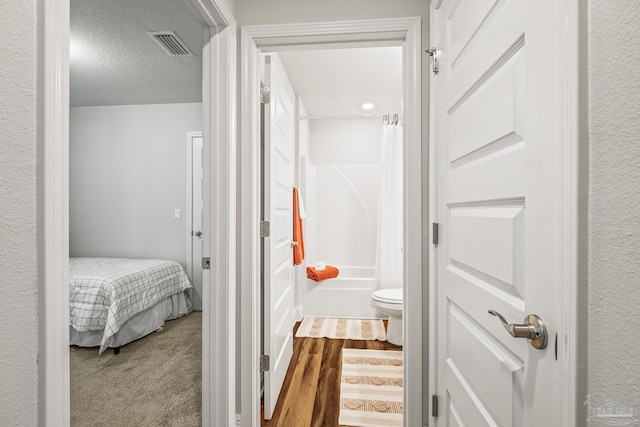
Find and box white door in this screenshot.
[262,53,296,420]
[189,132,204,311]
[432,0,564,425]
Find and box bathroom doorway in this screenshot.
[241,20,422,423]
[259,44,408,424]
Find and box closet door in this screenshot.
[432,0,565,425]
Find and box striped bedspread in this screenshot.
[69,257,192,353]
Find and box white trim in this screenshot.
[243,17,416,52]
[427,1,581,425]
[243,17,416,39]
[401,18,423,427]
[293,306,303,322]
[42,2,236,426]
[240,18,423,427]
[559,0,587,425]
[185,0,233,28]
[40,0,70,424]
[427,2,440,424]
[201,21,238,427]
[185,131,203,295]
[240,26,262,427]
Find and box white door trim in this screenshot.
[186,131,199,288]
[427,0,584,425]
[40,0,71,423]
[240,17,423,427]
[186,131,204,310]
[557,1,587,424]
[41,1,236,425]
[201,20,238,426]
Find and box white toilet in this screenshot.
[371,288,403,346]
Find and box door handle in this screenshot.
[488,310,548,349]
[194,230,203,237]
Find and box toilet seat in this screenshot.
[372,288,403,304]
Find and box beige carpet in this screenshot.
[70,312,202,427]
[295,317,387,341]
[339,349,403,427]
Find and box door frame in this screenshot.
[186,131,204,311]
[40,0,237,425]
[427,0,585,425]
[239,18,423,427]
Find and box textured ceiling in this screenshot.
[278,47,403,118]
[69,2,401,115]
[70,0,204,107]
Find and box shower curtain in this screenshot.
[375,116,404,291]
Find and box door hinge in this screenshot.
[260,354,270,372]
[432,394,439,417]
[426,47,439,75]
[202,257,210,270]
[260,85,271,104]
[433,223,439,247]
[260,220,270,238]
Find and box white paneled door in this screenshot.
[432,0,565,425]
[262,54,296,420]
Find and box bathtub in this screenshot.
[299,266,379,319]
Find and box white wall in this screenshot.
[306,119,381,270]
[587,0,640,417]
[0,1,39,425]
[236,0,425,27]
[69,103,203,269]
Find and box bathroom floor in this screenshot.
[262,321,402,427]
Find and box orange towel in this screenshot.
[293,187,305,265]
[306,266,339,282]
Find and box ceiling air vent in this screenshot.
[147,31,193,56]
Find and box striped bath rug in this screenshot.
[295,317,387,341]
[339,349,403,427]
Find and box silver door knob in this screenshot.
[488,310,548,349]
[194,230,203,237]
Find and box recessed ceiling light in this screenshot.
[361,102,375,110]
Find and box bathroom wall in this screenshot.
[296,118,382,318]
[306,118,382,269]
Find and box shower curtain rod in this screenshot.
[382,113,401,125]
[300,113,403,121]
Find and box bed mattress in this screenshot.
[69,257,193,353]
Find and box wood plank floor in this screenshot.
[262,321,402,427]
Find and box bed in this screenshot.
[69,257,193,354]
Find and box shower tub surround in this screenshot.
[301,267,378,319]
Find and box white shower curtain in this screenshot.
[375,119,404,291]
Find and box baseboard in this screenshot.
[293,306,303,322]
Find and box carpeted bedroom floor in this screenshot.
[70,312,202,427]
